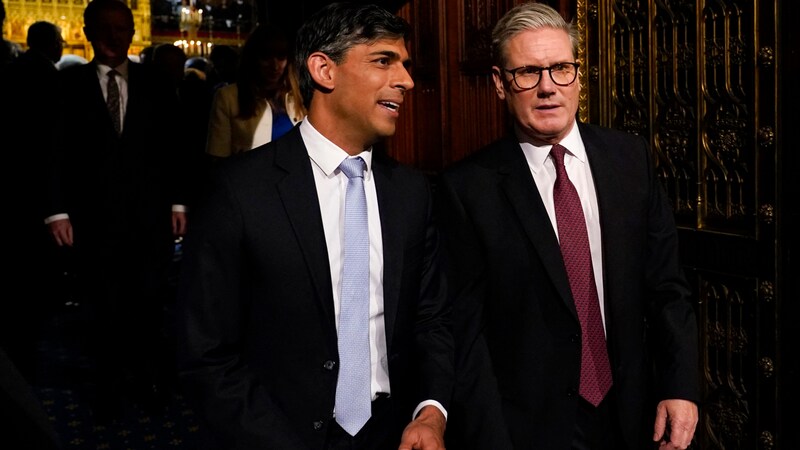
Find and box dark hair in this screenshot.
[295,2,409,107]
[26,21,61,49]
[26,21,63,63]
[83,0,134,30]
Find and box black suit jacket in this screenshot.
[438,123,699,450]
[176,127,453,449]
[46,61,184,259]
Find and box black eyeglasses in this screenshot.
[502,62,580,90]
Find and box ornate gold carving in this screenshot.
[589,65,599,82]
[759,357,774,378]
[758,46,775,67]
[4,0,152,58]
[759,281,774,303]
[577,0,588,123]
[729,36,746,65]
[760,431,774,449]
[731,324,748,354]
[759,204,774,224]
[707,321,726,349]
[758,126,774,148]
[706,387,749,448]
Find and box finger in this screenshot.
[653,405,668,441]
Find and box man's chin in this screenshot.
[95,48,129,61]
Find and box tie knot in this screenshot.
[108,69,118,79]
[339,157,366,179]
[550,144,567,167]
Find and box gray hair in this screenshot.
[491,2,579,67]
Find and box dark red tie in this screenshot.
[550,144,612,407]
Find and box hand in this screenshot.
[653,399,698,450]
[398,405,446,450]
[172,211,187,236]
[48,218,74,247]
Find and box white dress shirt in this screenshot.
[517,121,607,333]
[300,119,391,399]
[299,119,446,420]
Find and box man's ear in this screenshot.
[307,51,335,91]
[491,66,507,100]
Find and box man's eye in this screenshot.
[376,58,390,65]
[520,66,540,75]
[552,63,569,72]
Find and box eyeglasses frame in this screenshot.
[501,62,581,90]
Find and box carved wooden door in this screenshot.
[580,1,798,448]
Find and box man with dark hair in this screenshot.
[26,21,64,64]
[177,3,452,449]
[45,0,187,421]
[439,3,699,450]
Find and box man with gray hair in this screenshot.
[439,3,699,449]
[177,3,453,449]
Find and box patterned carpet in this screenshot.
[37,387,203,450]
[29,258,208,450]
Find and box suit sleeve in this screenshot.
[176,167,308,449]
[410,180,455,412]
[641,136,700,403]
[436,173,514,448]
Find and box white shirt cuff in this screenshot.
[44,213,69,225]
[412,400,447,421]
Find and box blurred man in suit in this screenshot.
[0,20,64,380]
[45,0,187,420]
[439,3,699,449]
[176,3,452,449]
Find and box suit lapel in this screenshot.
[83,63,110,125]
[372,155,402,349]
[123,62,140,137]
[274,130,337,334]
[496,138,577,317]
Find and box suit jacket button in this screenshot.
[323,360,336,371]
[313,420,324,431]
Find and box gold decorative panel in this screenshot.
[3,0,152,58]
[581,0,785,448]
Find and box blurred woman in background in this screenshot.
[205,24,306,159]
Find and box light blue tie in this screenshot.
[335,157,371,436]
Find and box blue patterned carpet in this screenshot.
[31,285,207,450]
[37,387,203,450]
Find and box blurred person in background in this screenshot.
[205,24,306,160]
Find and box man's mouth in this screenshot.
[537,104,559,110]
[379,101,401,112]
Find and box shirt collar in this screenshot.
[96,59,130,80]
[300,118,373,180]
[516,120,586,174]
